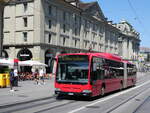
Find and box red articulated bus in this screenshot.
[54,52,137,97]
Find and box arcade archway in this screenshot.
[17,48,32,61]
[17,48,33,72]
[2,50,8,58]
[45,49,54,73]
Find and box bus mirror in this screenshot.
[90,80,93,85]
[53,57,57,61]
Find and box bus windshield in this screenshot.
[56,55,89,84]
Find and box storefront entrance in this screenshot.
[45,49,54,73]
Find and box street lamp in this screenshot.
[0,0,12,57]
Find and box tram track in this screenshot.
[0,95,77,113]
[68,79,150,113]
[105,86,150,113]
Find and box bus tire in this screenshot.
[120,81,123,90]
[132,80,136,87]
[101,87,105,96]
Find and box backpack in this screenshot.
[10,71,14,81]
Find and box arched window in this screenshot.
[2,50,8,58]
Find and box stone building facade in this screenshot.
[116,20,140,61]
[3,0,140,72]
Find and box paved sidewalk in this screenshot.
[0,78,55,107]
[137,72,149,79]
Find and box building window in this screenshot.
[93,33,96,40]
[23,17,27,27]
[93,24,95,31]
[84,41,88,48]
[93,43,95,49]
[63,24,66,33]
[49,20,51,29]
[79,17,81,35]
[49,6,52,15]
[63,12,66,21]
[75,28,77,36]
[23,3,28,12]
[63,37,65,45]
[48,34,51,43]
[85,31,88,38]
[99,45,102,51]
[75,40,77,47]
[23,32,27,42]
[74,14,77,24]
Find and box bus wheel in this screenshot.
[101,87,105,96]
[120,82,123,90]
[132,80,136,87]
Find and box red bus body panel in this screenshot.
[104,78,123,93]
[55,83,91,93]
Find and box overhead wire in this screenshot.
[127,0,149,37]
[127,0,142,26]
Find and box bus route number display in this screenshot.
[58,55,88,62]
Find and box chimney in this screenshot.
[65,0,80,7]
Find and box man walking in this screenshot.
[39,68,45,84]
[14,68,18,86]
[9,69,14,91]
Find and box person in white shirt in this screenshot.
[39,68,45,84]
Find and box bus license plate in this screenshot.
[68,93,74,95]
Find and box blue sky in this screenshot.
[82,0,150,48]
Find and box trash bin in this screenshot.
[0,74,6,88]
[5,73,10,87]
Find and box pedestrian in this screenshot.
[9,69,15,92]
[49,73,52,80]
[31,67,35,80]
[14,68,18,86]
[39,68,45,84]
[34,69,39,85]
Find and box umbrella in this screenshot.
[0,59,14,66]
[19,60,48,67]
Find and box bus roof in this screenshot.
[93,52,122,62]
[122,60,134,65]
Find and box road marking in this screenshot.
[68,80,150,113]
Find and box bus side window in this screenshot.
[103,62,110,79]
[91,57,104,81]
[91,62,98,81]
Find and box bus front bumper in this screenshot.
[55,91,92,97]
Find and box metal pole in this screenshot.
[0,3,4,57]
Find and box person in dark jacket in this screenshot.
[9,69,14,91]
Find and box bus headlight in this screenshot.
[55,88,61,91]
[82,90,92,93]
